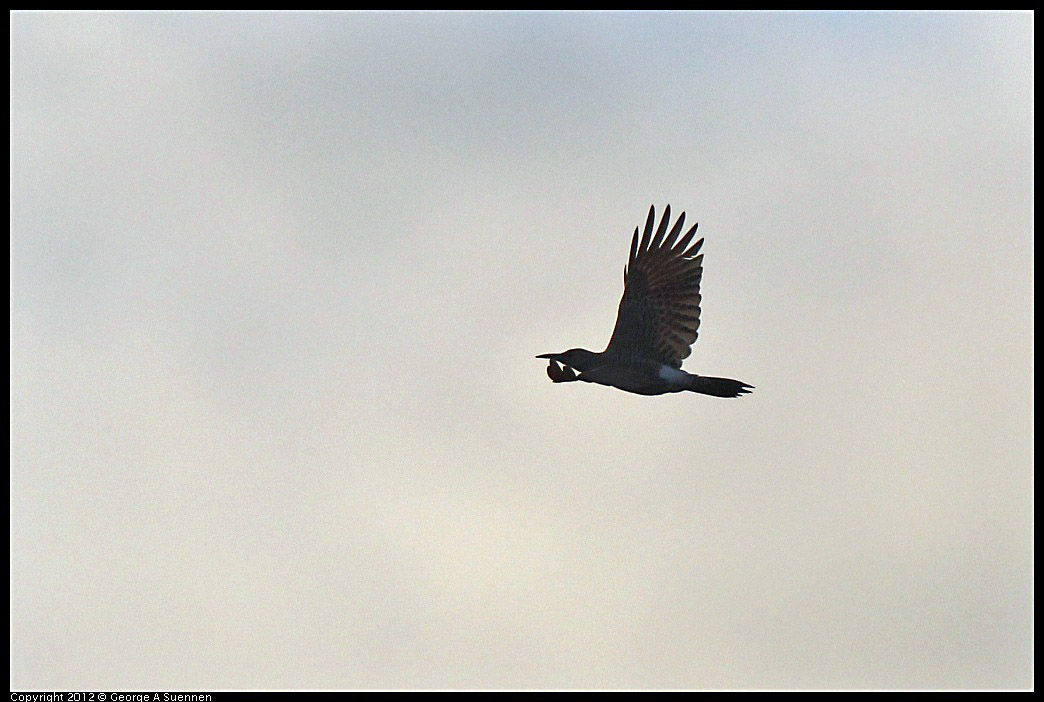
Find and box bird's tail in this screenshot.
[688,375,754,398]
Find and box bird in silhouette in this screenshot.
[538,205,753,398]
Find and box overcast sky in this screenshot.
[10,11,1033,690]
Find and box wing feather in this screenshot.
[638,206,656,255]
[672,222,700,255]
[649,204,672,250]
[628,226,640,269]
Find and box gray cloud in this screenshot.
[11,11,1033,690]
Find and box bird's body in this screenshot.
[574,358,690,396]
[538,205,753,398]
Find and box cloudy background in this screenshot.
[10,11,1033,690]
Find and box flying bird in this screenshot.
[538,205,753,398]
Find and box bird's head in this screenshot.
[536,348,599,373]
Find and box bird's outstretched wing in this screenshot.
[604,205,704,368]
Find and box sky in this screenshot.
[10,11,1033,690]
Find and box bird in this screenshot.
[537,205,753,398]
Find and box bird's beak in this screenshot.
[536,353,558,360]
